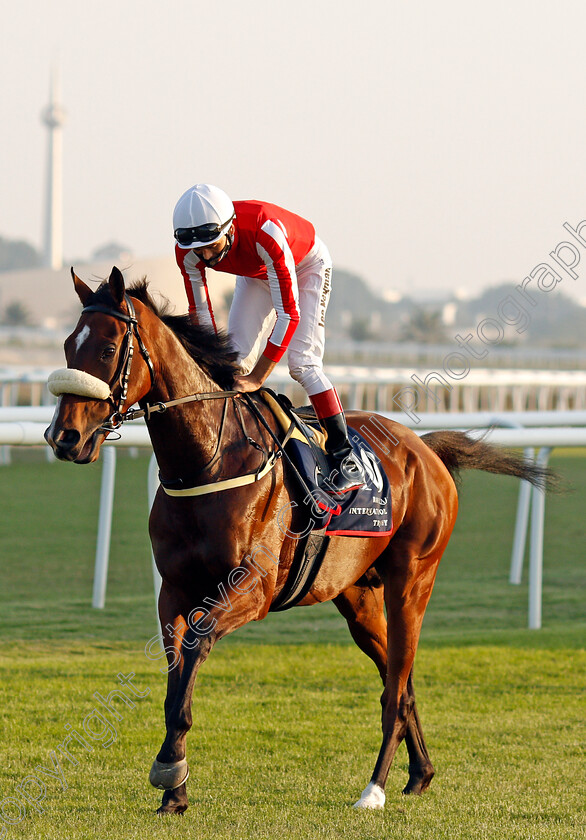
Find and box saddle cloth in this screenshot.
[260,390,392,538]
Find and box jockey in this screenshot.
[173,183,365,495]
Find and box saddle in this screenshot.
[259,389,339,525]
[258,388,392,612]
[259,388,391,534]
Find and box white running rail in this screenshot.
[1,407,585,630]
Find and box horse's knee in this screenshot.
[166,706,192,736]
[381,691,414,736]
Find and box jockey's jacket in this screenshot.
[175,200,316,362]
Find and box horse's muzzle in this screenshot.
[45,427,81,460]
[45,425,105,464]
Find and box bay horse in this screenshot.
[45,267,549,814]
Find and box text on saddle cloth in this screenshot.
[259,390,392,537]
[287,428,392,536]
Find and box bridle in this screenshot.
[81,294,157,430]
[74,295,293,496]
[82,294,245,433]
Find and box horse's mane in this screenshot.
[89,278,240,389]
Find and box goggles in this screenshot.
[174,218,234,247]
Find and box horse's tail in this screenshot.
[421,430,556,490]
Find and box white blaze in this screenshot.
[75,324,91,352]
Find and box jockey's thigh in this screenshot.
[287,237,335,396]
[228,275,276,373]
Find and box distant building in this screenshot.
[0,258,235,329]
[91,242,134,263]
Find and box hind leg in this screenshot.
[401,670,434,795]
[333,573,387,683]
[334,572,434,800]
[352,538,446,809]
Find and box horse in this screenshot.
[45,267,550,814]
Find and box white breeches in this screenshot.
[228,237,334,397]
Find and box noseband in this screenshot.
[48,294,288,495]
[80,294,156,429]
[48,294,241,431]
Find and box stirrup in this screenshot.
[323,452,366,495]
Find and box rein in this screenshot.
[120,388,242,423]
[69,296,285,495]
[81,295,245,430]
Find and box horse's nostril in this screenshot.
[56,429,81,450]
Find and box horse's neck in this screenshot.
[151,333,215,404]
[144,330,226,476]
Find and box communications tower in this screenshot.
[41,66,66,270]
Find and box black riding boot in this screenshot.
[319,412,366,495]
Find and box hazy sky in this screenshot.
[2,0,586,302]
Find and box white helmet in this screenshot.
[173,184,235,249]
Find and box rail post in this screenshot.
[509,446,535,585]
[92,445,117,609]
[528,447,552,629]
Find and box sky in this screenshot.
[2,0,586,303]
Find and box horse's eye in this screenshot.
[101,346,116,361]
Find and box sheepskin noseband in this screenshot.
[47,368,111,401]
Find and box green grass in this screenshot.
[0,449,584,839]
[0,642,584,840]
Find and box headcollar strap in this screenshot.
[81,294,155,414]
[81,303,136,323]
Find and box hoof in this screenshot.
[353,781,386,810]
[402,766,434,795]
[149,758,189,790]
[156,805,187,816]
[156,782,188,815]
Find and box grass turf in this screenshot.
[0,449,584,838]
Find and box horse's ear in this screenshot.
[108,266,125,305]
[71,267,93,305]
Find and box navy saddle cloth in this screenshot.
[287,425,392,536]
[261,390,392,537]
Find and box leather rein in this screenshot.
[82,295,283,496]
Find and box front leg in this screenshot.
[151,577,268,815]
[157,783,188,816]
[150,585,203,814]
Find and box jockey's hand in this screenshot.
[232,355,277,393]
[232,373,263,393]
